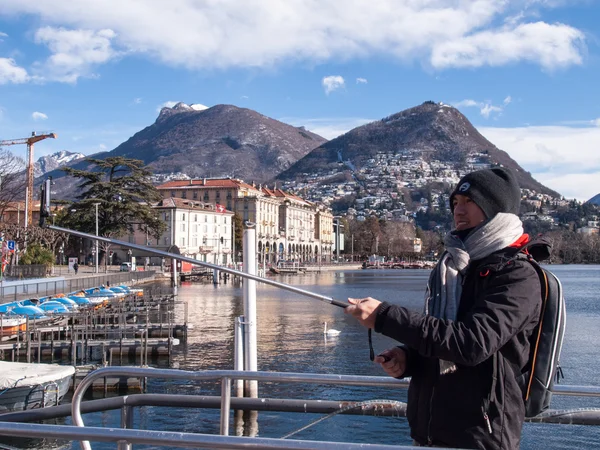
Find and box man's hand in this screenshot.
[374,347,407,378]
[345,297,382,329]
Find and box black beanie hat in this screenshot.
[450,167,521,218]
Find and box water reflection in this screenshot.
[67,266,600,449]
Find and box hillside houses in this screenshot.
[280,149,575,232]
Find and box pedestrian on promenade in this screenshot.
[73,262,79,275]
[345,167,545,449]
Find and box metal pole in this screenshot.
[232,218,236,267]
[234,316,245,398]
[94,203,100,274]
[46,224,348,307]
[242,223,258,399]
[24,187,29,229]
[220,377,232,435]
[335,218,340,263]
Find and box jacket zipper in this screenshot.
[482,406,493,434]
[427,386,435,445]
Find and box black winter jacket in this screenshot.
[374,246,542,449]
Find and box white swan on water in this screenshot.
[323,321,341,336]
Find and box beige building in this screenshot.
[156,178,335,263]
[121,198,235,267]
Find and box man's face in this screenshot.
[452,194,486,231]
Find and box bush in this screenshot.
[19,244,54,268]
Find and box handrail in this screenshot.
[70,367,600,450]
[71,367,408,450]
[0,422,413,450]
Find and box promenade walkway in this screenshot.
[1,266,158,303]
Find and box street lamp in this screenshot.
[94,203,100,274]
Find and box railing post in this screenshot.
[242,223,258,399]
[118,405,134,450]
[220,377,232,435]
[234,316,245,399]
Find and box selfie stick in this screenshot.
[39,179,348,308]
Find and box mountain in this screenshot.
[34,150,85,177]
[277,101,559,197]
[109,103,327,181]
[587,194,600,205]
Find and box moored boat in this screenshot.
[0,314,27,334]
[0,361,75,413]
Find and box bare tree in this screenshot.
[0,148,26,219]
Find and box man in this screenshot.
[346,167,544,449]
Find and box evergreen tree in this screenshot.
[59,157,166,244]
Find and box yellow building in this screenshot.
[156,178,335,263]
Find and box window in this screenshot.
[181,191,186,199]
[181,223,185,232]
[203,225,207,233]
[182,214,186,221]
[193,237,198,246]
[180,238,185,247]
[203,192,209,201]
[202,237,208,245]
[193,191,198,199]
[171,191,175,197]
[205,215,208,222]
[163,237,169,245]
[194,214,198,222]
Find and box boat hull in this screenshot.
[0,373,72,413]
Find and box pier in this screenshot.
[0,288,188,392]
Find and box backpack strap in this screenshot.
[511,237,552,262]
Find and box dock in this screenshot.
[0,290,188,391]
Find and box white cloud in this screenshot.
[133,97,142,104]
[593,118,600,127]
[33,27,118,83]
[322,75,345,95]
[454,99,505,118]
[0,1,585,72]
[356,77,368,84]
[156,101,180,112]
[0,31,7,42]
[503,96,512,105]
[32,111,48,120]
[480,125,600,200]
[0,58,29,84]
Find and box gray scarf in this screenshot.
[425,213,524,374]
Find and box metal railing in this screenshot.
[0,422,411,449]
[0,270,156,302]
[0,367,599,450]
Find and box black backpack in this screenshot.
[511,239,567,417]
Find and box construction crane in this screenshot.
[0,132,57,226]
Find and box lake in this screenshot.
[48,265,600,448]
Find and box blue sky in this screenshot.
[0,0,599,200]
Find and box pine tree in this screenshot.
[60,157,166,244]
